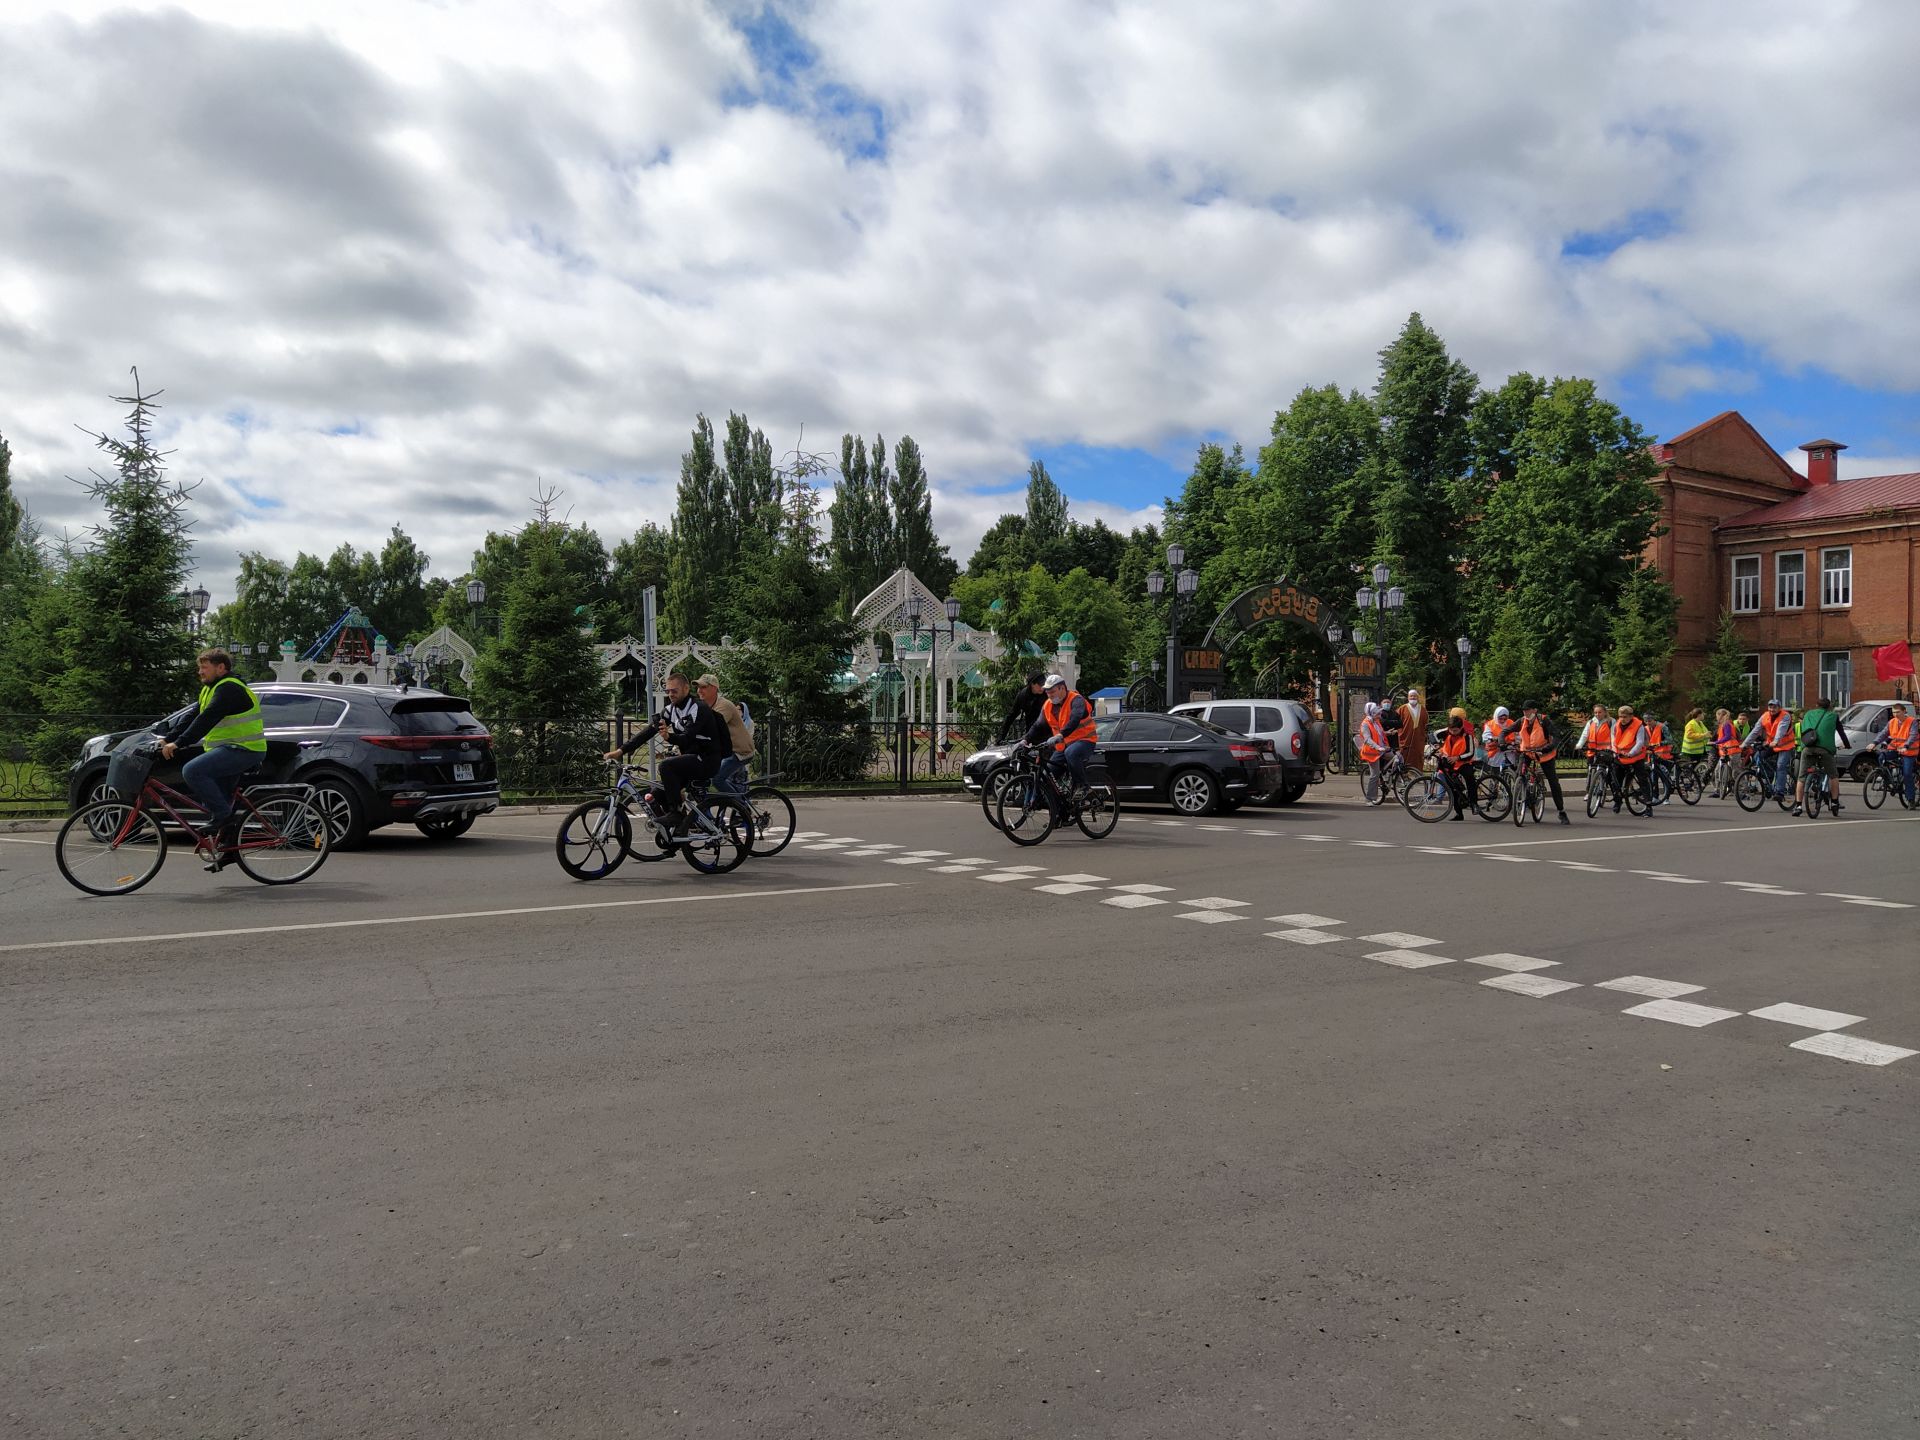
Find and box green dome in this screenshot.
[1057,631,1076,647]
[987,598,1006,613]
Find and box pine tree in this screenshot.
[1024,460,1069,558]
[666,414,728,638]
[38,375,198,718]
[1466,594,1554,717]
[0,428,52,712]
[888,435,956,592]
[1689,610,1754,718]
[1598,569,1678,717]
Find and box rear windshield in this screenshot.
[388,697,486,736]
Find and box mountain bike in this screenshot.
[1584,753,1651,818]
[717,767,797,857]
[1509,750,1548,827]
[1670,756,1709,806]
[1799,755,1839,820]
[993,743,1119,845]
[55,742,330,895]
[555,763,754,879]
[1402,746,1471,823]
[1732,749,1794,813]
[1862,746,1918,810]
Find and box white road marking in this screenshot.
[1789,1033,1917,1066]
[1366,948,1454,968]
[1462,953,1558,973]
[1362,931,1438,948]
[1153,820,1187,827]
[1621,999,1741,1027]
[1480,854,1538,863]
[1817,892,1876,900]
[1266,928,1345,945]
[1267,913,1342,927]
[1722,881,1801,895]
[883,856,933,865]
[996,865,1047,873]
[1552,861,1614,872]
[1449,813,1920,850]
[976,872,1032,883]
[0,835,55,845]
[1481,973,1582,997]
[1110,883,1174,895]
[1597,976,1705,999]
[1244,829,1282,836]
[1048,873,1109,884]
[794,831,830,839]
[1033,882,1100,895]
[1843,898,1913,909]
[1179,896,1250,910]
[929,865,980,874]
[1412,847,1472,856]
[1103,894,1168,909]
[1297,834,1338,842]
[0,882,905,956]
[1199,824,1236,831]
[948,858,1000,867]
[1178,910,1246,924]
[901,850,952,858]
[1630,869,1680,876]
[1645,875,1710,884]
[841,848,892,857]
[1348,840,1396,849]
[1749,1003,1866,1030]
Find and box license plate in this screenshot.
[454,763,474,781]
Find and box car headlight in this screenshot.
[83,734,111,758]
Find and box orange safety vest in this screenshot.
[1762,710,1796,752]
[1715,722,1741,758]
[1519,715,1556,761]
[1483,716,1518,752]
[1650,722,1674,761]
[1358,714,1388,763]
[1583,717,1613,754]
[1041,691,1097,749]
[1889,714,1918,757]
[1613,716,1647,764]
[1438,729,1473,767]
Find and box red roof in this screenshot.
[1718,471,1920,531]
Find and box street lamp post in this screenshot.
[1456,635,1473,701]
[179,585,211,637]
[1353,563,1406,693]
[466,578,488,636]
[1147,543,1198,710]
[903,595,963,777]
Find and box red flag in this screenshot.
[1873,641,1916,681]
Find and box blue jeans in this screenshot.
[1764,751,1791,797]
[715,755,748,798]
[182,745,262,825]
[1053,739,1094,791]
[1902,754,1917,805]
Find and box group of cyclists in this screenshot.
[1356,690,1919,822]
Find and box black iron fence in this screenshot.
[0,710,992,814]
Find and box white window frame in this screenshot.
[1774,550,1805,611]
[1739,654,1760,702]
[1820,546,1852,609]
[1818,651,1852,707]
[1773,653,1804,709]
[1730,555,1761,614]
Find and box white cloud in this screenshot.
[0,0,1915,601]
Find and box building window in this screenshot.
[1820,547,1852,608]
[1773,653,1804,709]
[1740,654,1760,702]
[1731,555,1760,613]
[1819,651,1852,706]
[1775,551,1805,610]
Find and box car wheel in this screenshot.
[1167,768,1219,817]
[1847,754,1875,781]
[308,776,370,849]
[415,813,476,841]
[1273,777,1308,806]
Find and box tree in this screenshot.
[606,523,673,639]
[666,414,728,638]
[38,376,198,719]
[966,513,1031,577]
[1597,569,1678,717]
[1368,314,1478,691]
[0,428,53,712]
[1466,594,1555,717]
[472,507,611,790]
[888,436,956,593]
[827,431,895,611]
[1055,519,1126,582]
[722,411,779,541]
[1024,460,1069,557]
[1689,610,1754,718]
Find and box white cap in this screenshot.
[1044,673,1066,689]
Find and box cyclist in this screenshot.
[1575,702,1613,761]
[1515,700,1571,825]
[156,646,268,868]
[997,672,1049,744]
[1023,673,1096,800]
[1712,708,1741,795]
[1791,694,1850,817]
[695,672,755,797]
[1882,700,1918,806]
[605,672,729,832]
[1438,708,1475,820]
[1647,716,1677,804]
[1357,701,1390,805]
[1481,706,1517,772]
[1681,708,1711,764]
[1610,703,1652,813]
[1749,699,1796,800]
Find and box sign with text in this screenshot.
[1233,582,1325,634]
[1182,648,1225,674]
[1341,653,1379,679]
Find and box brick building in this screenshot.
[1646,411,1920,706]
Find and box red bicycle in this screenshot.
[55,743,331,895]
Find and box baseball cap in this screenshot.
[696,673,720,690]
[1043,673,1066,689]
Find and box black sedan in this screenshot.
[960,711,1280,817]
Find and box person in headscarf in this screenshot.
[1357,700,1390,805]
[1396,686,1428,772]
[1481,704,1517,771]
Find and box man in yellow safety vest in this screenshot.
[159,647,268,860]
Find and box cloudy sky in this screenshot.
[2,0,1917,600]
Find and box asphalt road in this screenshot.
[4,783,1917,1438]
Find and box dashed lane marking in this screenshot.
[1645,875,1710,884]
[1179,910,1247,924]
[1790,1033,1919,1066]
[1449,813,1920,850]
[1266,928,1345,945]
[1480,854,1538,863]
[1033,882,1101,895]
[1841,898,1913,909]
[0,882,906,955]
[1481,973,1582,998]
[1596,976,1704,999]
[1621,998,1742,1027]
[1366,948,1454,969]
[1749,1003,1866,1031]
[1269,913,1342,927]
[884,856,935,865]
[1103,894,1168,909]
[0,835,55,845]
[1047,873,1109,884]
[1180,896,1251,910]
[975,872,1033,883]
[1110,883,1174,894]
[1462,953,1558,973]
[1362,931,1439,948]
[1349,840,1396,849]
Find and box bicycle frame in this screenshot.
[110,774,296,854]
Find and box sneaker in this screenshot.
[1558,812,1571,826]
[1790,804,1803,816]
[1449,813,1464,822]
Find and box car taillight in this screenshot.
[1229,742,1260,762]
[361,735,439,751]
[1290,733,1303,756]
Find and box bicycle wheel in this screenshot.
[996,772,1055,845]
[233,796,331,885]
[1675,765,1703,806]
[1474,772,1512,822]
[1584,766,1605,818]
[745,785,796,857]
[980,765,1014,832]
[1733,770,1765,812]
[1623,772,1651,818]
[56,800,168,896]
[1648,768,1671,807]
[1402,774,1453,823]
[1862,770,1887,810]
[556,799,630,880]
[1076,780,1120,839]
[682,796,753,874]
[1510,772,1531,828]
[622,800,675,862]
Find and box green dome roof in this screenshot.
[1057,631,1076,647]
[987,598,1006,613]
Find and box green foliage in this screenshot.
[37,380,197,719]
[0,429,52,711]
[1689,610,1755,718]
[1024,460,1069,555]
[966,513,1030,577]
[1597,569,1678,716]
[827,432,896,609]
[1466,594,1555,716]
[605,523,671,639]
[888,436,957,594]
[667,414,728,638]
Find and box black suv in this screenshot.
[961,711,1281,816]
[67,684,499,848]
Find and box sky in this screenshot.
[2,0,1918,603]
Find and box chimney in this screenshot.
[1799,438,1846,487]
